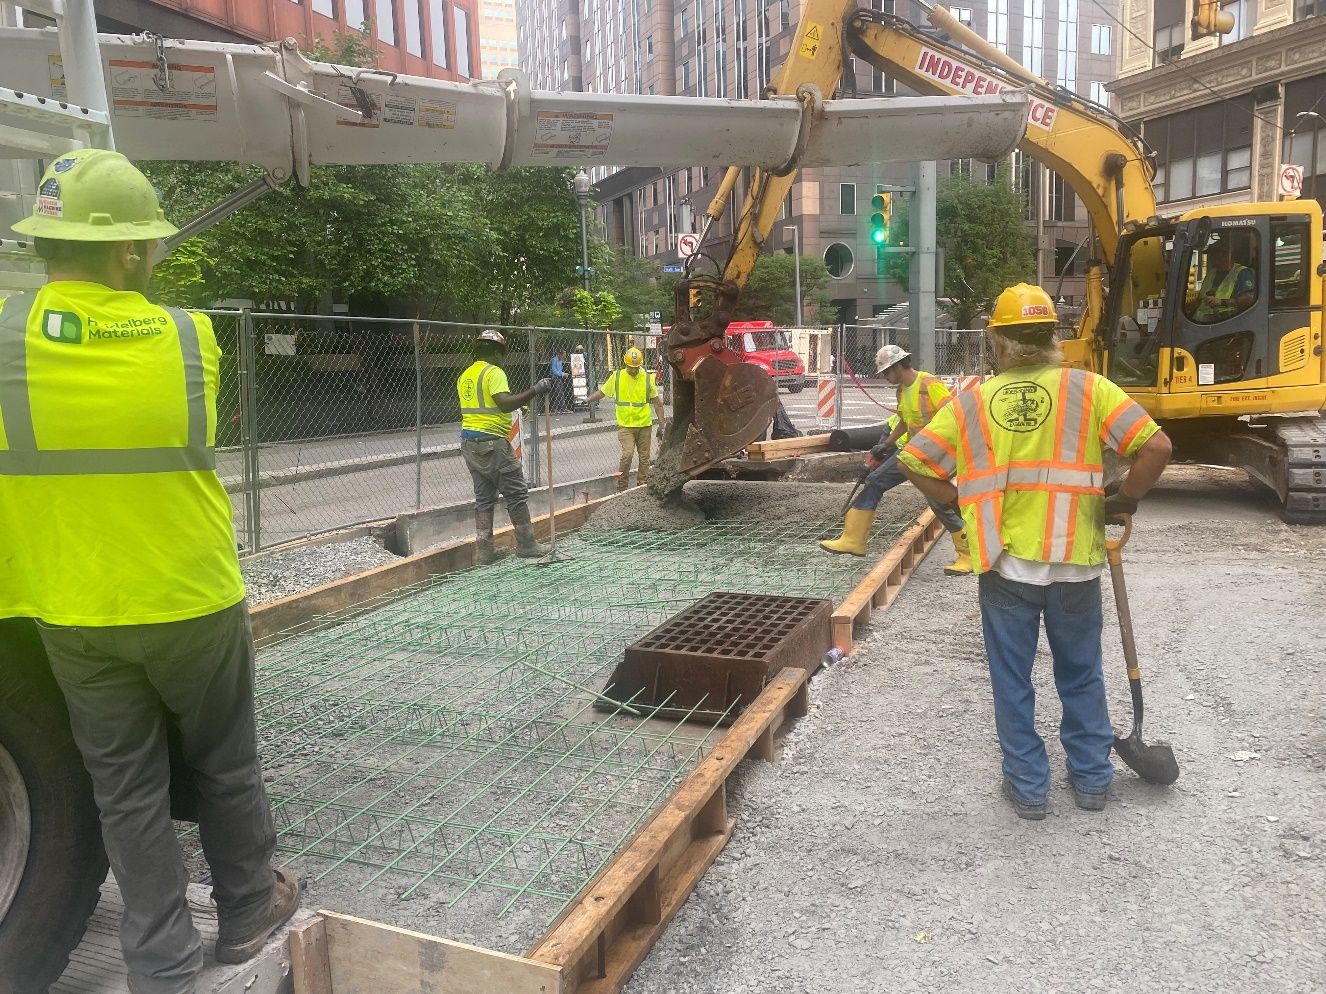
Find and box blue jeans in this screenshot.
[855,451,965,532]
[978,571,1114,803]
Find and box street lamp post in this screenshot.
[783,224,803,325]
[573,169,600,422]
[1295,111,1324,202]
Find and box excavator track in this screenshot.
[1275,416,1326,524]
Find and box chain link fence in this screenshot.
[210,313,992,553]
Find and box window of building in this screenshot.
[1282,73,1326,204]
[783,190,793,219]
[430,0,449,67]
[1049,171,1075,221]
[646,34,654,58]
[313,0,337,17]
[376,0,397,45]
[1222,0,1257,43]
[404,0,425,56]
[1022,0,1044,74]
[1146,95,1254,203]
[951,158,973,178]
[781,0,791,29]
[1090,81,1109,105]
[839,183,857,215]
[1056,0,1078,91]
[680,59,692,90]
[824,243,855,279]
[1089,23,1110,54]
[986,0,1008,52]
[1154,0,1184,64]
[344,0,367,29]
[951,6,973,22]
[680,5,690,34]
[454,5,471,76]
[1296,0,1326,20]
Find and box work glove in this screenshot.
[655,419,668,440]
[869,442,895,463]
[1103,481,1138,522]
[532,377,554,396]
[864,453,882,472]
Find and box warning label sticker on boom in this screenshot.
[532,111,613,160]
[50,57,219,121]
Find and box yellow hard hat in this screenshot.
[12,148,178,241]
[987,283,1057,334]
[624,347,644,368]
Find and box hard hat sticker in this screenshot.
[1021,304,1052,318]
[39,177,59,197]
[988,381,1053,432]
[35,196,63,218]
[52,157,79,173]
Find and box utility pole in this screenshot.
[783,225,803,325]
[574,169,600,422]
[909,160,938,372]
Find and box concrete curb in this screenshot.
[218,421,617,494]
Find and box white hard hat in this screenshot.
[476,329,507,347]
[875,344,911,373]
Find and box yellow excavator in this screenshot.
[658,0,1326,522]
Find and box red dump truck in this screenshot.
[724,321,807,393]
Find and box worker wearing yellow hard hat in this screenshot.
[1,148,298,986]
[586,345,667,491]
[899,282,1173,819]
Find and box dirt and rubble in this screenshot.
[626,466,1326,994]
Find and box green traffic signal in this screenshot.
[869,192,892,246]
[870,220,887,245]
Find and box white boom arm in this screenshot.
[0,29,1028,185]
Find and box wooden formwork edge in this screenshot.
[830,508,946,653]
[525,666,813,994]
[745,434,833,462]
[250,492,618,642]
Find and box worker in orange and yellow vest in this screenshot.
[586,346,667,491]
[900,284,1172,820]
[0,149,297,992]
[820,344,971,574]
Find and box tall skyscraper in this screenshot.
[478,0,522,78]
[516,0,1121,322]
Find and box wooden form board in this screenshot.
[250,494,615,642]
[831,508,945,652]
[290,913,561,994]
[526,667,811,994]
[744,434,833,462]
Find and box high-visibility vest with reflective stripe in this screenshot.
[601,368,657,428]
[0,281,244,625]
[1194,263,1251,321]
[895,371,948,447]
[899,364,1158,574]
[457,360,512,436]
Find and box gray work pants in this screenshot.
[39,602,276,994]
[461,434,529,513]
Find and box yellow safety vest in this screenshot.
[1194,264,1251,321]
[602,368,657,428]
[900,365,1159,574]
[895,370,948,447]
[0,281,244,625]
[457,360,512,437]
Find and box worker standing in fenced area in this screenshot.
[586,346,667,492]
[457,329,555,563]
[819,344,971,574]
[0,150,297,992]
[899,283,1172,820]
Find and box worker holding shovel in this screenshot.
[900,284,1173,820]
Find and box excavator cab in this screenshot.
[1103,202,1324,422]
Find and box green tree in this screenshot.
[733,253,835,325]
[885,168,1034,328]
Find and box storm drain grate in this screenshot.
[605,591,832,725]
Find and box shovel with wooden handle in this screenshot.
[1106,516,1179,785]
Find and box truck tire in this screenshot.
[0,619,107,994]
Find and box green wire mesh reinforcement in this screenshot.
[188,510,918,946]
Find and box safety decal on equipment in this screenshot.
[914,48,1057,130]
[419,98,458,129]
[988,381,1053,432]
[532,111,613,160]
[59,59,220,121]
[334,82,381,128]
[800,22,824,59]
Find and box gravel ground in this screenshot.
[240,535,399,604]
[625,466,1326,994]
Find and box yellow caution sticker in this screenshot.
[800,22,824,59]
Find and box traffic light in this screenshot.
[870,192,892,247]
[1191,0,1234,37]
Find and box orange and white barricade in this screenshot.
[816,376,837,426]
[508,408,524,462]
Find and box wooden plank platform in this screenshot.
[55,880,316,994]
[744,434,833,462]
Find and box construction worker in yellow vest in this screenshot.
[900,284,1172,820]
[0,149,297,991]
[586,346,667,491]
[820,344,971,574]
[457,329,555,563]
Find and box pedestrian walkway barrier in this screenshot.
[509,408,524,463]
[816,376,837,426]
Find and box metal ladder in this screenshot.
[0,0,113,293]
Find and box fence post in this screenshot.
[583,328,600,423]
[413,321,423,511]
[526,328,542,488]
[237,308,260,553]
[834,323,845,430]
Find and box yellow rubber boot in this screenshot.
[945,529,974,575]
[819,508,876,556]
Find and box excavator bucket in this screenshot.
[650,280,780,497]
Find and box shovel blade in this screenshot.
[1113,731,1180,785]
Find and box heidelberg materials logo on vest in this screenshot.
[41,309,82,344]
[988,381,1053,432]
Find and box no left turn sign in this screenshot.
[1280,163,1304,199]
[678,232,701,257]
